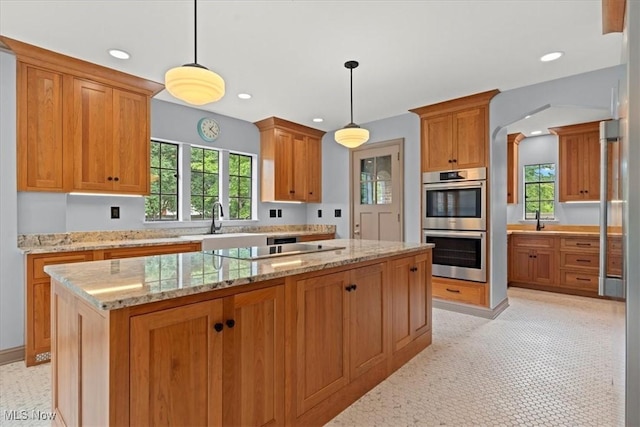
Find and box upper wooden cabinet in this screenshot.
[550,121,601,202]
[1,36,163,194]
[410,90,499,172]
[255,117,325,202]
[507,133,525,204]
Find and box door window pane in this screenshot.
[359,155,392,205]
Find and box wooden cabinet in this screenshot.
[410,90,499,172]
[72,82,149,193]
[507,133,525,204]
[255,117,325,203]
[294,263,386,416]
[17,63,66,191]
[558,236,599,294]
[390,253,432,354]
[25,242,201,367]
[607,236,622,277]
[297,233,336,242]
[130,285,285,427]
[432,279,486,306]
[26,251,94,366]
[551,121,601,202]
[3,35,162,195]
[509,235,556,286]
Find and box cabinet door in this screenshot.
[305,136,322,202]
[72,78,114,191]
[349,263,385,379]
[453,107,485,169]
[130,300,224,427]
[583,130,601,201]
[532,249,556,285]
[291,133,308,201]
[511,248,533,282]
[223,286,285,427]
[274,130,294,200]
[18,63,65,191]
[390,256,413,352]
[559,134,584,201]
[113,89,149,194]
[411,252,432,338]
[422,115,453,171]
[296,271,350,416]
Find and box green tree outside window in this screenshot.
[228,153,252,220]
[524,163,555,220]
[191,147,219,220]
[146,141,178,221]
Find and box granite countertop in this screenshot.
[19,226,336,254]
[45,239,434,311]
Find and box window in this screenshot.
[524,163,556,220]
[190,146,219,220]
[146,141,179,221]
[228,153,252,219]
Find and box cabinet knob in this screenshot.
[345,284,357,292]
[448,159,452,163]
[114,177,119,182]
[289,190,295,194]
[107,176,113,181]
[309,192,313,195]
[452,159,457,163]
[410,266,418,272]
[580,190,584,194]
[225,319,235,329]
[213,323,224,332]
[584,190,588,194]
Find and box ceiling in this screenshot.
[0,1,624,132]
[507,105,612,137]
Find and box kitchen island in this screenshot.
[45,239,433,427]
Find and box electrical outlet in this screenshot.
[110,206,120,219]
[317,209,322,218]
[269,209,277,218]
[277,209,282,218]
[334,209,341,218]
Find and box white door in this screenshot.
[351,141,403,241]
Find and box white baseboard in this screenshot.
[0,346,24,366]
[433,297,509,319]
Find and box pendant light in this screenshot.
[335,60,369,148]
[165,0,225,105]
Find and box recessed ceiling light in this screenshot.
[540,51,563,62]
[531,130,543,135]
[108,49,130,60]
[238,93,252,99]
[312,118,324,123]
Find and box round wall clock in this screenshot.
[197,117,221,142]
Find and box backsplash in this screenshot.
[18,224,336,248]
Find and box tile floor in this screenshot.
[0,288,626,426]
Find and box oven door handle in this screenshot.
[423,181,484,190]
[424,231,484,239]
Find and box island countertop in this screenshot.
[45,239,434,311]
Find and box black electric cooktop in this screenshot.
[210,243,345,260]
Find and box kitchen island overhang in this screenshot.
[45,239,434,427]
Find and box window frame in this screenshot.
[523,163,556,220]
[146,140,180,221]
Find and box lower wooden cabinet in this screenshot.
[297,233,335,242]
[432,279,486,306]
[131,286,284,427]
[25,242,201,367]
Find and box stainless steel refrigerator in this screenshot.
[599,120,625,299]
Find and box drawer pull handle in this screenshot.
[576,243,591,246]
[446,288,461,293]
[576,278,591,282]
[577,259,591,262]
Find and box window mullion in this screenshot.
[220,150,230,219]
[180,145,192,222]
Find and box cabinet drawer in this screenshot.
[560,237,599,251]
[511,235,555,249]
[559,271,599,292]
[560,252,599,271]
[31,252,94,280]
[608,238,622,251]
[298,233,335,242]
[607,254,622,276]
[433,281,485,306]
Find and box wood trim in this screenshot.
[548,120,601,135]
[0,346,25,365]
[602,0,626,34]
[508,132,526,145]
[0,36,164,96]
[409,89,500,117]
[254,116,326,138]
[507,224,601,233]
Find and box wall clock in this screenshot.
[197,117,221,142]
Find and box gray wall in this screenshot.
[0,51,24,351]
[490,64,626,309]
[506,134,600,225]
[306,112,421,241]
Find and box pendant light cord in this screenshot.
[350,67,354,124]
[194,0,198,64]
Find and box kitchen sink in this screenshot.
[180,233,268,250]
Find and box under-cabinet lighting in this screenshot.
[69,192,143,197]
[269,201,304,204]
[86,283,143,295]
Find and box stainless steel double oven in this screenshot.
[422,167,487,282]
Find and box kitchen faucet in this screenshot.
[210,201,224,234]
[535,210,545,231]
